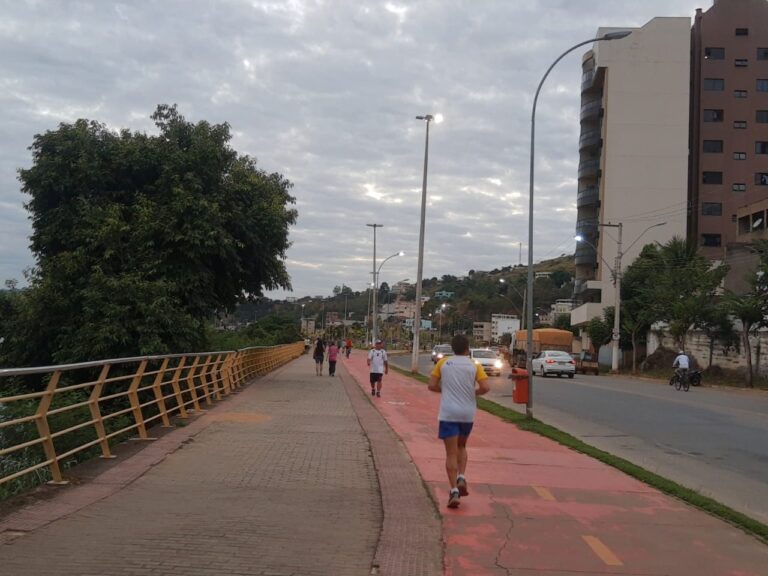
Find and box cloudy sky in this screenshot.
[0,0,704,299]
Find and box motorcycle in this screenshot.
[689,370,702,386]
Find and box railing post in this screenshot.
[128,359,152,440]
[185,356,203,412]
[170,357,189,419]
[200,355,214,406]
[89,364,116,459]
[152,358,172,428]
[211,354,224,400]
[35,370,67,484]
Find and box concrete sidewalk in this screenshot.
[0,356,441,576]
[342,351,768,575]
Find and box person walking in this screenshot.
[428,334,490,509]
[367,339,389,397]
[345,338,353,358]
[327,341,339,376]
[312,338,325,376]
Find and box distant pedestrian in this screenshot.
[367,339,389,397]
[428,334,490,509]
[345,338,353,358]
[328,341,339,376]
[312,338,325,376]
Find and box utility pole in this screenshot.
[367,223,383,344]
[612,223,623,372]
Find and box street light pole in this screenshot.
[367,223,383,344]
[526,30,631,418]
[576,220,665,371]
[411,113,442,372]
[374,251,405,342]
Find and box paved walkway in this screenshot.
[1,351,767,575]
[0,356,441,575]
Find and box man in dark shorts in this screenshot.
[367,339,388,397]
[428,334,490,508]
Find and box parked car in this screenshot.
[532,350,576,378]
[573,351,599,375]
[470,348,504,376]
[431,344,454,364]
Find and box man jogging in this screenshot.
[367,339,389,397]
[428,334,490,508]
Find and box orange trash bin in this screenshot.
[509,367,529,404]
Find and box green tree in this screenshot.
[13,105,297,369]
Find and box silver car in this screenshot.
[531,350,576,378]
[431,344,454,364]
[470,348,504,376]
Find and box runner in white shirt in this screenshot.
[428,334,490,509]
[367,339,389,397]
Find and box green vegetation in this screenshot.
[0,105,296,375]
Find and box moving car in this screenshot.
[532,350,575,378]
[431,344,454,364]
[470,348,504,376]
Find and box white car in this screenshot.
[532,350,576,378]
[470,348,504,376]
[431,344,454,364]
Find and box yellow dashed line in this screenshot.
[582,535,623,566]
[532,486,555,501]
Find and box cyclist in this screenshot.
[671,350,689,385]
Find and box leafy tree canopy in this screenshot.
[10,104,296,366]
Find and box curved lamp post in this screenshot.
[411,113,443,372]
[373,251,405,342]
[525,30,631,418]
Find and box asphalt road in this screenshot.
[389,352,768,525]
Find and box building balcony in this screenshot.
[576,186,599,208]
[570,301,606,327]
[580,99,602,122]
[578,129,601,151]
[581,69,595,91]
[578,158,600,179]
[574,245,597,266]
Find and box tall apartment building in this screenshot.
[571,17,692,327]
[690,0,768,264]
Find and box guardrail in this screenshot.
[0,342,304,491]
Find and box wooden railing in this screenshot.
[0,342,304,489]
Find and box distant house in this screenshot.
[434,290,454,299]
[473,322,492,344]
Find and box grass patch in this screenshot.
[391,365,768,544]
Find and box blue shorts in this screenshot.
[438,421,474,439]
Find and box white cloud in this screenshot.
[0,0,705,297]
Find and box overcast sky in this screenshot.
[0,0,704,299]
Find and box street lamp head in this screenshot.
[601,30,632,41]
[398,251,405,256]
[574,234,584,242]
[416,114,443,124]
[433,113,444,124]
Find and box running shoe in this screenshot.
[447,489,460,509]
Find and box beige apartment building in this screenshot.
[571,17,691,328]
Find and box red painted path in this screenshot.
[343,352,768,575]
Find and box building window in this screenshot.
[758,110,768,123]
[704,78,725,90]
[758,48,768,60]
[757,142,768,154]
[758,79,768,92]
[703,171,723,184]
[736,28,749,36]
[703,140,723,153]
[734,151,747,160]
[735,59,748,67]
[702,202,722,216]
[704,109,724,122]
[734,90,748,98]
[755,173,768,185]
[734,120,747,129]
[733,183,747,192]
[702,234,722,247]
[705,47,725,59]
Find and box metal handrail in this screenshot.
[0,342,304,490]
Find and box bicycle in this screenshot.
[669,370,690,392]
